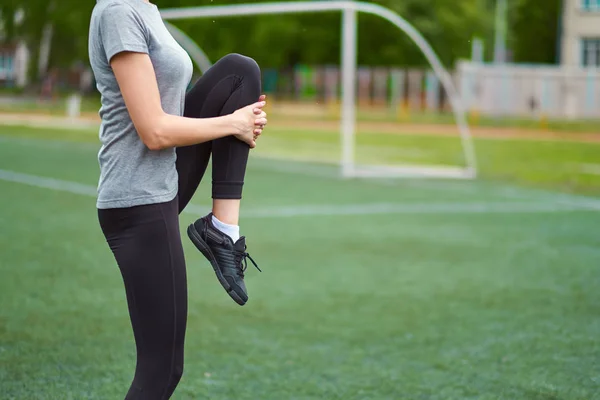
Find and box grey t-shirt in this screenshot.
[88,0,193,209]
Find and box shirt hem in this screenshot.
[106,43,149,63]
[96,187,178,210]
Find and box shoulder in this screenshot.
[93,1,145,26]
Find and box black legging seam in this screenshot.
[127,272,144,395]
[158,204,178,400]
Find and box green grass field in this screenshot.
[1,123,600,399]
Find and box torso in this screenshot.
[89,0,193,209]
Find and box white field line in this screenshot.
[0,169,98,196]
[251,157,600,205]
[580,163,600,176]
[251,155,600,203]
[1,169,599,217]
[2,129,600,208]
[0,115,99,130]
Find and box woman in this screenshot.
[88,0,267,398]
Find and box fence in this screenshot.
[262,65,450,113]
[9,59,598,121]
[457,61,600,120]
[261,62,600,120]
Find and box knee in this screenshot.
[220,53,261,81]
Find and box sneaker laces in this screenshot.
[203,215,262,278]
[234,247,261,278]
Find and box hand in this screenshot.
[252,95,268,142]
[232,95,268,148]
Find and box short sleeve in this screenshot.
[99,3,149,62]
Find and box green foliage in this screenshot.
[48,2,96,68]
[2,0,494,73]
[1,0,564,75]
[1,0,95,80]
[159,0,494,68]
[509,0,562,64]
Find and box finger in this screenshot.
[254,128,262,135]
[252,101,266,110]
[254,118,267,125]
[253,110,267,118]
[259,94,266,102]
[248,140,256,149]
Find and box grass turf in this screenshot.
[1,125,600,399]
[2,123,599,196]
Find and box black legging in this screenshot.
[98,53,261,400]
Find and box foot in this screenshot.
[187,213,260,306]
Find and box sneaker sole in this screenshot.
[187,223,246,306]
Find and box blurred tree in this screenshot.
[1,0,561,82]
[48,2,96,68]
[0,1,18,41]
[357,0,494,67]
[1,0,48,81]
[159,0,493,68]
[509,0,561,64]
[1,0,94,82]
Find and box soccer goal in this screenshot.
[161,1,477,180]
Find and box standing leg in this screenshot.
[99,198,187,400]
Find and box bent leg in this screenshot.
[176,53,262,214]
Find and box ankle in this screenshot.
[212,199,240,225]
[212,213,238,225]
[211,214,240,243]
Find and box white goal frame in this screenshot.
[161,1,477,179]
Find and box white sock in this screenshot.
[211,215,240,243]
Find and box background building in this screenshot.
[560,0,600,66]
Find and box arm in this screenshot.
[111,51,266,150]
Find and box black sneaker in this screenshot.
[187,214,260,306]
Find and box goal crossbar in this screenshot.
[161,1,477,179]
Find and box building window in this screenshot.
[582,38,600,67]
[582,0,600,11]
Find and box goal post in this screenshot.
[161,1,477,180]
